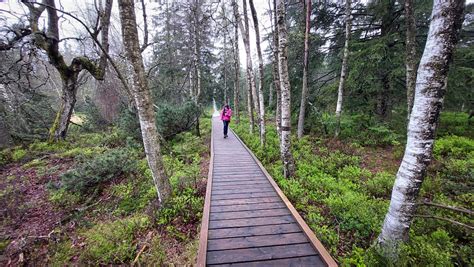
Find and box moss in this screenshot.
[81,215,150,264]
[49,240,75,266]
[11,148,27,162]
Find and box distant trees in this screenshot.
[377,0,465,259]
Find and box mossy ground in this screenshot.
[0,116,211,265]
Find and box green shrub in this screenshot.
[366,172,395,198]
[158,187,203,226]
[399,229,455,266]
[29,141,68,153]
[438,112,473,138]
[60,148,138,193]
[337,165,372,184]
[0,148,12,166]
[49,240,75,266]
[81,215,150,264]
[433,135,474,159]
[48,188,82,208]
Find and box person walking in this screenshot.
[221,104,232,138]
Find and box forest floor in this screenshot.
[0,119,211,265]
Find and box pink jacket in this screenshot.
[221,108,232,121]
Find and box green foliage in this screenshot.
[433,135,474,159]
[0,148,12,166]
[437,112,473,138]
[48,188,81,208]
[81,215,150,264]
[399,229,455,266]
[60,148,138,193]
[155,101,200,139]
[11,147,27,162]
[366,172,395,198]
[138,235,166,265]
[49,240,75,266]
[157,187,203,226]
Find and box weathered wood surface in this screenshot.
[198,117,337,266]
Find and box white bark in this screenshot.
[271,0,282,142]
[249,0,266,147]
[240,0,260,135]
[118,0,172,204]
[377,0,465,258]
[335,0,351,138]
[297,0,312,139]
[232,0,240,124]
[276,0,295,178]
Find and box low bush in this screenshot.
[365,171,395,198]
[433,135,473,159]
[60,148,138,193]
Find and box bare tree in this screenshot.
[405,0,417,121]
[297,0,312,139]
[1,0,114,141]
[276,0,295,178]
[118,0,172,204]
[377,0,465,259]
[249,0,266,147]
[334,0,351,138]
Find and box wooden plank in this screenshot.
[212,180,269,187]
[211,191,277,200]
[211,202,286,213]
[206,243,317,265]
[211,187,274,195]
[231,128,338,267]
[208,223,301,239]
[207,232,308,251]
[209,215,295,229]
[212,183,272,190]
[211,196,282,206]
[210,208,290,220]
[209,255,325,267]
[197,117,215,267]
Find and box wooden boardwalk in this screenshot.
[197,117,337,266]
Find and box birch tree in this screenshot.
[271,0,282,141]
[276,0,295,178]
[377,0,465,259]
[234,0,255,132]
[118,0,172,204]
[249,0,266,147]
[297,0,312,139]
[232,0,240,124]
[334,0,351,138]
[239,0,260,135]
[405,0,417,121]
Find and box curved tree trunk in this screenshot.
[249,0,266,147]
[377,0,465,260]
[118,0,172,204]
[297,0,312,139]
[334,0,351,138]
[405,0,417,122]
[276,0,295,178]
[50,74,79,140]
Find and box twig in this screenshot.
[415,214,474,231]
[418,201,473,216]
[132,244,148,265]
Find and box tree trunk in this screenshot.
[271,0,282,141]
[192,4,202,137]
[334,0,351,138]
[405,0,416,122]
[240,0,259,135]
[249,0,266,147]
[232,0,240,124]
[268,83,273,109]
[118,0,172,204]
[377,0,465,259]
[297,0,312,139]
[50,75,79,140]
[276,0,295,178]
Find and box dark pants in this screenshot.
[223,120,230,136]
